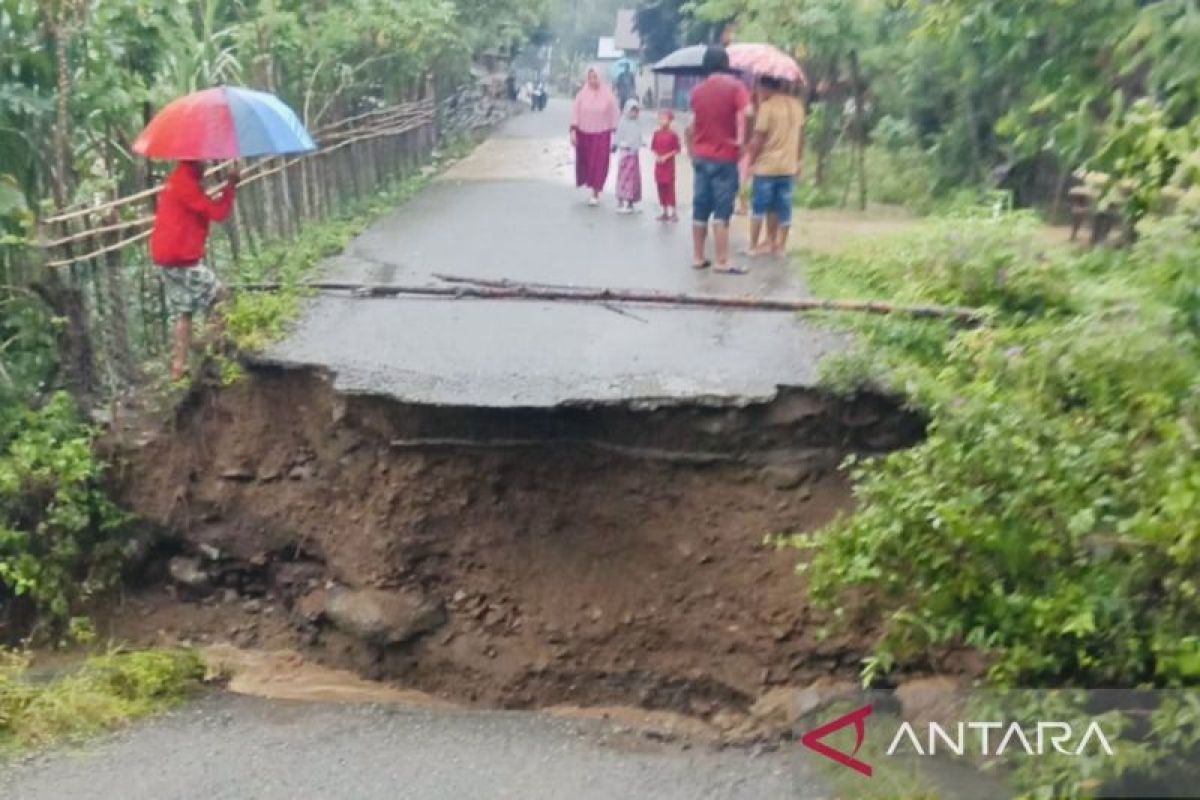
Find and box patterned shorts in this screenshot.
[160,264,221,317]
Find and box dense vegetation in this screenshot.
[805,214,1199,686]
[800,206,1200,800]
[639,0,1200,216]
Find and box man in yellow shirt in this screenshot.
[746,76,806,256]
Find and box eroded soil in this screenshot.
[105,367,926,721]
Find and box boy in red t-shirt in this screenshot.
[651,110,681,222]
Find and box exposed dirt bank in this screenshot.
[105,367,929,723]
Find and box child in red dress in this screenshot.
[651,110,681,222]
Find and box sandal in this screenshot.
[713,264,748,275]
[692,260,712,270]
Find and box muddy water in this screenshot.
[203,644,452,706]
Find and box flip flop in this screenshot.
[692,260,712,270]
[713,264,748,275]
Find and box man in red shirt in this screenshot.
[150,161,239,381]
[685,46,750,273]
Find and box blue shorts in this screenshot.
[692,159,739,225]
[752,175,795,225]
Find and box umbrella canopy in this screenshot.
[133,86,316,160]
[653,43,807,86]
[651,44,708,76]
[608,57,638,80]
[730,43,807,85]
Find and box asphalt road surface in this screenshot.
[260,100,843,407]
[0,694,832,800]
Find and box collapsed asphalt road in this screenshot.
[258,99,843,407]
[0,695,831,800]
[16,105,859,800]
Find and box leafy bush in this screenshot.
[0,648,205,751]
[797,216,1200,689]
[0,293,60,424]
[0,393,128,639]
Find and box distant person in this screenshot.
[571,68,620,206]
[149,161,239,381]
[614,99,644,214]
[533,81,548,111]
[685,45,750,273]
[616,63,636,110]
[651,109,681,221]
[747,76,806,256]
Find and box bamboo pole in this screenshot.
[233,276,988,325]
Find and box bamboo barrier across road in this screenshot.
[235,274,989,326]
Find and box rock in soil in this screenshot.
[738,679,859,739]
[759,464,807,491]
[323,586,447,645]
[168,557,211,592]
[294,588,328,623]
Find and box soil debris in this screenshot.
[107,366,927,720]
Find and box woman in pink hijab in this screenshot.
[571,68,620,206]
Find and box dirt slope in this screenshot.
[110,367,923,718]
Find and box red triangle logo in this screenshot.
[800,704,874,777]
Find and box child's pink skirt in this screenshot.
[617,151,642,203]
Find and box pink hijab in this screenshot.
[572,69,620,134]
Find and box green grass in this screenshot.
[0,648,205,754]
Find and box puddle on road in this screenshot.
[441,137,576,185]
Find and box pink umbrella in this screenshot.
[728,43,807,86]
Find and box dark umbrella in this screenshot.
[651,44,708,76]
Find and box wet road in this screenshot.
[0,694,830,800]
[260,100,842,407]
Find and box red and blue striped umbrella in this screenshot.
[133,86,317,160]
